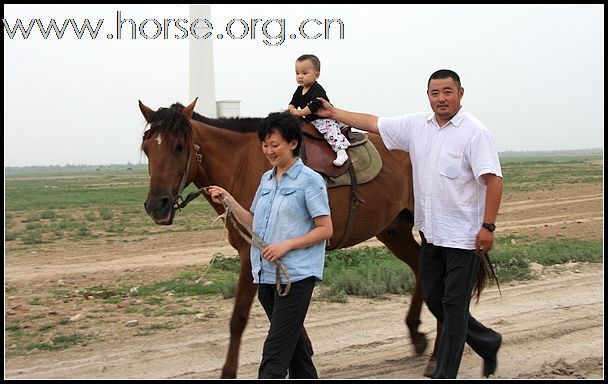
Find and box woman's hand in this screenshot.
[204,185,230,205]
[262,241,292,262]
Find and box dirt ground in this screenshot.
[4,183,604,379]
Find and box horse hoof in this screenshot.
[220,370,236,379]
[423,357,437,378]
[411,331,428,355]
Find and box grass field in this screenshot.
[5,166,218,250]
[5,154,602,250]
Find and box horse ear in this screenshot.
[139,100,155,123]
[182,97,198,119]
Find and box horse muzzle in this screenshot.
[144,196,176,225]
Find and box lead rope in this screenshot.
[216,192,291,297]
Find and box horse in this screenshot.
[138,98,441,378]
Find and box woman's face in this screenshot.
[261,130,297,169]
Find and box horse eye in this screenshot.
[174,143,184,153]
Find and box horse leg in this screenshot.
[376,209,439,375]
[422,322,440,377]
[220,252,257,379]
[376,210,427,354]
[376,231,427,354]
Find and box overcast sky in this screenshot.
[3,4,604,167]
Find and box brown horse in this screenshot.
[138,98,440,378]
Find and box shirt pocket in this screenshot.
[438,151,462,179]
[279,188,297,197]
[277,188,301,224]
[255,188,273,211]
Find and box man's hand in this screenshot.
[475,228,494,255]
[314,97,333,119]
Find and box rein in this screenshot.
[216,191,291,297]
[174,185,291,297]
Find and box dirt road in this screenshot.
[4,184,604,379]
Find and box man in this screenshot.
[316,69,503,378]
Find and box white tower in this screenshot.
[189,4,216,117]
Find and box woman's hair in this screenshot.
[258,112,303,156]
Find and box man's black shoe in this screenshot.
[483,333,502,378]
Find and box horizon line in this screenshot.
[4,148,604,169]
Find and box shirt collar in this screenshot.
[266,158,304,180]
[429,106,466,127]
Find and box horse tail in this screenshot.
[472,252,502,303]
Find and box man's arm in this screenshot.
[315,97,380,133]
[482,174,503,224]
[475,173,503,254]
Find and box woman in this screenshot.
[205,112,333,379]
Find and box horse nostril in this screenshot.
[144,196,173,216]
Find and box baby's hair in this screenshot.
[296,54,321,72]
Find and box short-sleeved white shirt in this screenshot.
[378,108,502,249]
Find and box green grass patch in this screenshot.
[47,289,70,298]
[147,322,177,330]
[37,324,55,332]
[102,296,124,304]
[500,155,602,191]
[321,247,415,300]
[25,333,85,351]
[5,167,220,250]
[134,322,178,336]
[28,297,43,306]
[74,238,601,304]
[489,238,602,282]
[143,296,164,305]
[6,323,21,332]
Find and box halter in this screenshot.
[172,144,202,211]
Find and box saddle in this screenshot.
[300,121,382,187]
[300,120,383,251]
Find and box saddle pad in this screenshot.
[326,139,383,188]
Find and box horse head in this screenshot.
[139,98,198,225]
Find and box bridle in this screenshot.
[172,144,202,211]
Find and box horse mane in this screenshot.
[164,102,263,133]
[142,103,193,148]
[142,102,264,153]
[191,111,262,133]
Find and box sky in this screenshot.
[3,4,605,167]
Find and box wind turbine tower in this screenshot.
[189,4,217,117]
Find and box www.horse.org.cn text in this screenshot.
[3,11,346,46]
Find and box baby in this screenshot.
[288,54,350,166]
